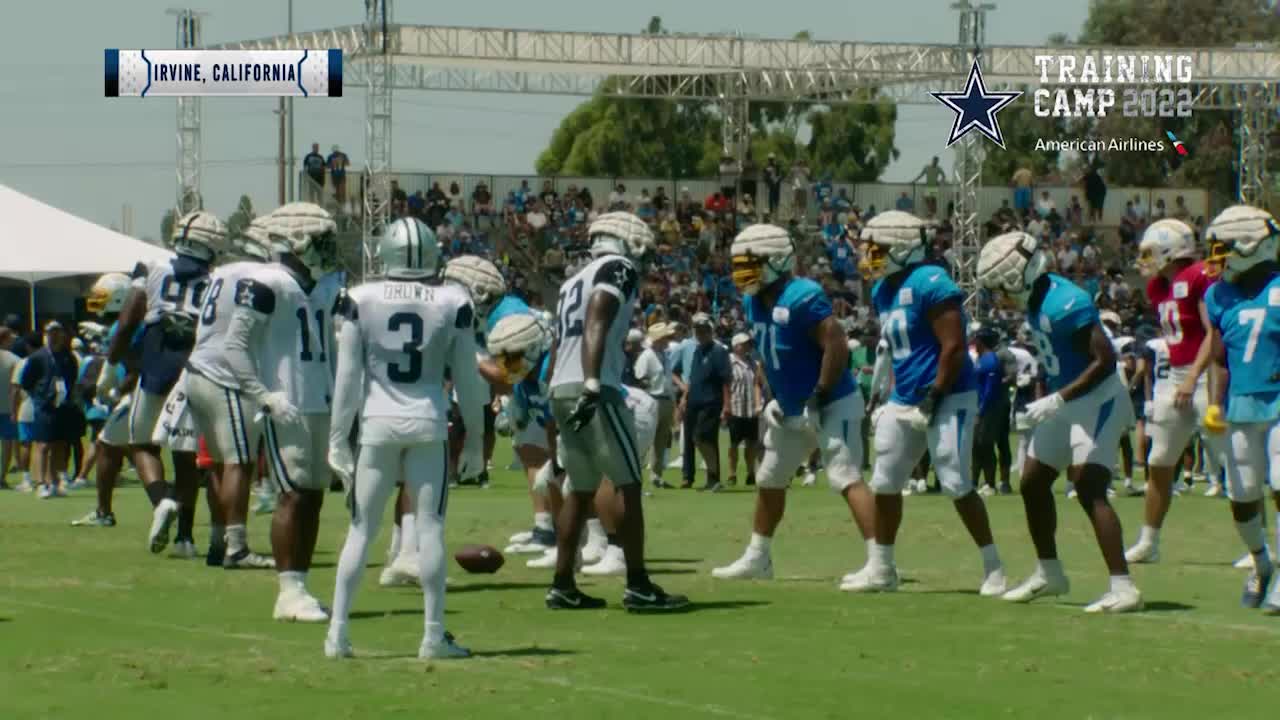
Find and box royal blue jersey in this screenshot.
[871,264,975,405]
[1025,274,1099,393]
[743,277,855,416]
[1206,272,1280,422]
[511,351,552,429]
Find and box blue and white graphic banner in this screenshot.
[105,49,342,97]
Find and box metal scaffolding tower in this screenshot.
[170,8,205,214]
[195,2,1280,285]
[1238,83,1274,206]
[362,0,394,277]
[948,1,994,317]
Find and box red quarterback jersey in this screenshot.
[1146,260,1214,367]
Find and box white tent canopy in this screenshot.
[0,184,174,284]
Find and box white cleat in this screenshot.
[1084,587,1144,614]
[38,484,53,499]
[324,632,354,659]
[801,471,817,487]
[526,548,559,569]
[148,498,179,554]
[1172,480,1191,496]
[504,539,555,555]
[1234,552,1254,570]
[169,540,198,559]
[419,632,471,660]
[711,552,774,580]
[902,479,917,497]
[979,568,1008,597]
[508,529,533,545]
[379,554,421,587]
[1204,484,1223,498]
[581,535,608,565]
[839,564,899,592]
[915,479,930,494]
[1125,542,1160,564]
[1001,571,1070,603]
[977,485,996,498]
[273,589,330,623]
[582,545,627,576]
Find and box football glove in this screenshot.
[1203,404,1227,435]
[566,384,601,432]
[764,399,811,431]
[261,391,301,426]
[327,443,356,490]
[1023,392,1065,427]
[899,406,931,432]
[95,361,120,405]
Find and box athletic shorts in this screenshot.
[653,396,675,453]
[262,412,330,492]
[1222,420,1280,503]
[185,370,261,466]
[27,411,58,444]
[1028,375,1133,473]
[57,406,85,443]
[0,414,15,441]
[550,387,643,491]
[727,415,760,445]
[759,391,864,493]
[99,394,133,448]
[871,391,976,498]
[1147,371,1223,468]
[127,388,166,446]
[17,422,34,444]
[514,420,549,451]
[149,371,199,454]
[685,404,722,444]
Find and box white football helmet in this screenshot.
[1205,204,1280,282]
[486,313,549,384]
[378,217,439,279]
[229,216,273,263]
[85,272,132,317]
[588,212,656,266]
[171,210,230,263]
[263,202,338,276]
[977,230,1051,309]
[1137,218,1197,277]
[859,210,928,281]
[441,255,507,317]
[730,224,795,295]
[77,321,108,342]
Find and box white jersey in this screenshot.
[188,261,262,389]
[232,264,342,414]
[130,255,213,327]
[1145,338,1173,398]
[344,280,476,428]
[550,254,639,391]
[1008,346,1036,384]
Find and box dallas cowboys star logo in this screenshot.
[930,60,1022,149]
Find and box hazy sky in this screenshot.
[0,0,1090,238]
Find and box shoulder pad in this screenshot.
[594,258,638,298]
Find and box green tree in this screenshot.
[1075,0,1280,205]
[980,103,1067,185]
[160,208,176,244]
[805,101,900,182]
[226,195,255,238]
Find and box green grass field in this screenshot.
[1,450,1277,720]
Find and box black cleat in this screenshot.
[206,543,226,567]
[546,586,607,610]
[623,583,690,613]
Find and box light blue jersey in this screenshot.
[486,294,533,335]
[1206,272,1280,423]
[871,264,975,405]
[511,351,552,429]
[1025,274,1099,393]
[743,277,855,416]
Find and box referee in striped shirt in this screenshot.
[726,333,764,487]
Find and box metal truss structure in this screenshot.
[171,9,206,214]
[196,4,1280,292]
[362,0,393,277]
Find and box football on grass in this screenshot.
[454,544,504,574]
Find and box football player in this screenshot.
[70,273,134,528]
[978,230,1142,613]
[106,211,226,557]
[184,216,277,569]
[845,211,1005,595]
[222,202,343,622]
[710,223,877,584]
[1126,219,1225,563]
[544,211,688,611]
[326,216,481,659]
[1202,204,1280,611]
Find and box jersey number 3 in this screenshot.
[387,312,423,383]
